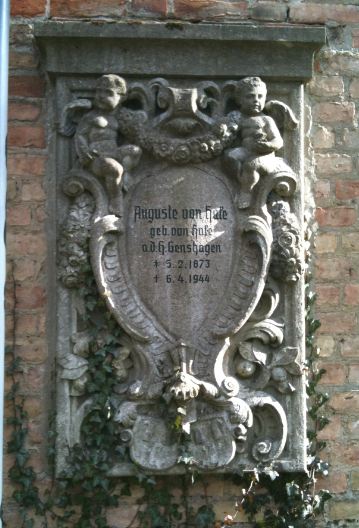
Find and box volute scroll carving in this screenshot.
[57,74,305,474]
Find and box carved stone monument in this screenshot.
[35,22,325,475]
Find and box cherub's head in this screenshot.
[236,77,267,116]
[94,74,127,111]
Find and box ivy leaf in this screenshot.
[194,505,216,528]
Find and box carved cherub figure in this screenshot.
[74,74,141,216]
[225,77,291,209]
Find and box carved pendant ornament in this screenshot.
[57,75,304,474]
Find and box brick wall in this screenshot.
[6,1,359,525]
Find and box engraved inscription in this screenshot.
[127,165,235,341]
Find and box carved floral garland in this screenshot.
[118,108,240,164]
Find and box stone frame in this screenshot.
[35,22,325,476]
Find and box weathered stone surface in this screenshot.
[34,23,319,476]
[34,21,325,80]
[53,75,305,475]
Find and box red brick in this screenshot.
[34,205,47,223]
[131,0,167,16]
[28,421,46,445]
[7,154,45,176]
[6,179,18,202]
[16,313,43,337]
[312,126,335,149]
[11,0,46,16]
[353,29,359,49]
[316,207,356,227]
[316,335,336,357]
[308,76,344,97]
[351,470,359,490]
[8,126,45,149]
[344,284,359,305]
[13,259,42,282]
[330,392,359,412]
[341,336,359,357]
[350,79,359,98]
[22,364,46,393]
[173,0,248,20]
[315,257,354,281]
[319,51,359,77]
[290,3,359,24]
[6,232,46,256]
[315,179,331,202]
[249,2,287,22]
[16,339,48,362]
[336,180,359,200]
[50,0,126,17]
[9,24,34,46]
[4,510,23,526]
[8,102,41,122]
[315,233,337,254]
[318,312,356,334]
[8,75,45,98]
[21,181,45,202]
[5,285,15,312]
[341,128,359,150]
[316,472,347,494]
[317,362,346,384]
[316,285,340,307]
[15,285,46,310]
[330,500,359,521]
[343,233,359,252]
[348,364,359,383]
[313,102,355,124]
[348,418,359,438]
[23,397,43,419]
[9,51,38,70]
[5,314,14,336]
[317,414,342,441]
[315,154,352,176]
[6,205,31,226]
[336,444,359,467]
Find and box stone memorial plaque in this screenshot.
[35,22,325,475]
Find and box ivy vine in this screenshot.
[4,240,332,528]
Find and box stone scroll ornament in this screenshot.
[58,75,303,472]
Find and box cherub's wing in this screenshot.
[59,98,93,137]
[264,100,298,131]
[221,80,238,114]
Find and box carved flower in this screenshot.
[153,140,174,159]
[277,229,299,250]
[172,144,192,164]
